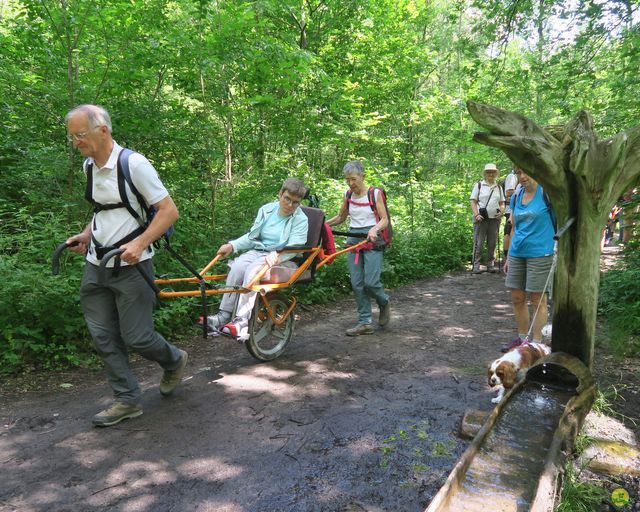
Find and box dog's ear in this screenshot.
[500,363,517,388]
[487,360,498,383]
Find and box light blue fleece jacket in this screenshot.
[229,201,309,262]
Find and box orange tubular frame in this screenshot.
[155,240,369,298]
[154,238,370,325]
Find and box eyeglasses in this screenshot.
[281,194,301,207]
[66,128,96,142]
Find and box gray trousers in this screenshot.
[80,260,182,405]
[473,218,500,267]
[219,250,270,320]
[347,228,389,325]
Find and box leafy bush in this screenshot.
[599,238,640,357]
[0,205,91,373]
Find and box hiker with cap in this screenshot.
[469,163,505,274]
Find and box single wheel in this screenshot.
[246,293,295,361]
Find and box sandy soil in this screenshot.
[1,264,638,512]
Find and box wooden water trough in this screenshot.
[425,352,596,512]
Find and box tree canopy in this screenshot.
[1,0,638,372]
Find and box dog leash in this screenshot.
[522,217,575,342]
[523,242,557,342]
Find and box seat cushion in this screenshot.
[260,264,312,284]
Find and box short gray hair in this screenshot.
[280,177,307,198]
[343,160,364,176]
[65,104,112,133]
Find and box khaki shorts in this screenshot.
[505,255,553,293]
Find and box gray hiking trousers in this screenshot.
[473,218,500,267]
[80,260,183,405]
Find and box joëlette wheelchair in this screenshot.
[52,206,368,362]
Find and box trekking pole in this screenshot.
[471,221,478,273]
[497,218,502,272]
[554,217,575,240]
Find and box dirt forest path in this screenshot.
[0,265,636,512]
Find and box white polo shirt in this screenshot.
[84,142,169,266]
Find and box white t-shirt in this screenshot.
[348,188,380,228]
[504,172,519,215]
[469,181,505,219]
[84,142,169,267]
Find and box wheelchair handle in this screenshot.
[98,248,161,295]
[52,241,79,275]
[331,230,368,239]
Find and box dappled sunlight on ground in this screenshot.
[215,358,356,401]
[0,270,519,511]
[438,326,474,338]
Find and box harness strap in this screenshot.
[85,148,152,259]
[91,225,146,260]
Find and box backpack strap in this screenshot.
[366,186,377,212]
[367,186,379,218]
[85,161,94,207]
[369,186,393,247]
[84,149,144,216]
[543,192,557,232]
[116,148,150,226]
[345,188,374,207]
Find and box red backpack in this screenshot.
[345,186,393,248]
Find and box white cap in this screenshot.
[484,163,498,172]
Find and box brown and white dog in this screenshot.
[487,342,551,403]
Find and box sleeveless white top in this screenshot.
[347,188,380,228]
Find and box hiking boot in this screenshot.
[345,323,374,336]
[160,349,188,396]
[379,301,391,327]
[501,337,525,353]
[205,311,232,333]
[471,266,483,274]
[92,402,143,427]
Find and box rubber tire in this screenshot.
[246,293,295,361]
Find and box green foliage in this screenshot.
[599,238,640,358]
[0,203,90,374]
[557,462,607,512]
[591,385,638,426]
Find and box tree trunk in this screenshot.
[467,101,640,368]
